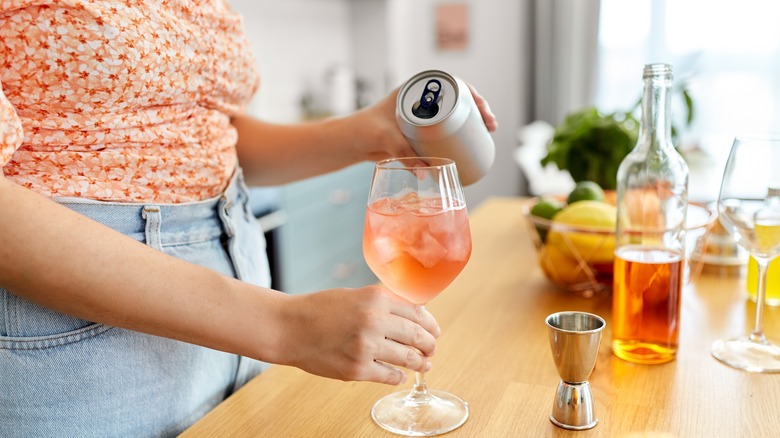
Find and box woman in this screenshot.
[0,1,497,436]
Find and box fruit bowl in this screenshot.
[523,198,717,297]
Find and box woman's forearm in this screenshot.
[232,89,413,186]
[0,176,286,361]
[232,116,361,185]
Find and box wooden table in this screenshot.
[182,197,780,437]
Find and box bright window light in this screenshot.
[596,0,780,157]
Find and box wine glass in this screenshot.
[712,135,780,372]
[363,157,472,436]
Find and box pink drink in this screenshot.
[363,194,471,304]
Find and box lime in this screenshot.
[567,181,605,204]
[530,197,564,220]
[529,198,563,243]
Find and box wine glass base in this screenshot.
[711,337,780,373]
[371,389,469,436]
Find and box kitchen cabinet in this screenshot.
[275,163,377,294]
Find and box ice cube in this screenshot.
[367,209,409,240]
[428,210,458,235]
[369,198,398,215]
[397,191,421,208]
[417,197,442,215]
[406,232,448,268]
[370,236,400,266]
[445,234,472,262]
[398,227,423,248]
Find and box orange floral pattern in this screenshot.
[0,0,259,202]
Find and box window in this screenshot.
[596,0,780,162]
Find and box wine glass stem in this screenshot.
[408,305,431,401]
[750,258,770,343]
[409,372,430,400]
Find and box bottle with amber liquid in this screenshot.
[612,63,689,364]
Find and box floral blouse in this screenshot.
[0,0,259,202]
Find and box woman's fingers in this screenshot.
[383,314,437,357]
[466,83,499,132]
[370,361,408,385]
[375,335,433,374]
[370,325,437,384]
[387,303,440,351]
[371,300,437,374]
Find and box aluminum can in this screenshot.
[396,69,495,186]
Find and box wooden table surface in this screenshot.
[182,197,780,438]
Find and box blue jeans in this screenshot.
[0,170,271,437]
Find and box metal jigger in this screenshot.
[546,311,605,430]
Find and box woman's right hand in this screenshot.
[276,285,441,385]
[349,83,498,164]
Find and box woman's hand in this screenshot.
[467,83,499,132]
[276,285,441,385]
[350,83,499,163]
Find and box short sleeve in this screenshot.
[0,79,23,168]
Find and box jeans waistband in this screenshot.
[54,170,252,246]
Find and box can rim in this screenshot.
[396,70,460,126]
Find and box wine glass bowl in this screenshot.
[363,157,472,435]
[711,135,780,372]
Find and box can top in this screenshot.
[397,70,459,126]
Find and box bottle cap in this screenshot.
[643,63,673,78]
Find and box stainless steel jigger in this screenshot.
[546,311,605,430]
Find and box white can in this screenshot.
[396,70,495,186]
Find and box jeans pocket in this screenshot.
[0,288,110,350]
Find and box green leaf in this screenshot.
[539,106,638,190]
[683,89,695,126]
[538,81,694,191]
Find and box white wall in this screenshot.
[349,0,391,100]
[230,0,354,123]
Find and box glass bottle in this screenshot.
[612,63,689,364]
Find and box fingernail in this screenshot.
[398,372,408,385]
[425,360,433,372]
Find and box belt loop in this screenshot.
[142,206,163,251]
[229,168,253,221]
[218,195,235,237]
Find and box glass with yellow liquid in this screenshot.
[712,137,780,372]
[747,256,780,306]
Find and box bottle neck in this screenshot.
[637,72,674,152]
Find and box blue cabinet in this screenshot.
[275,162,377,294]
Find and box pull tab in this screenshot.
[411,79,441,119]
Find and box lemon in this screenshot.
[548,200,616,263]
[539,243,590,286]
[567,180,605,204]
